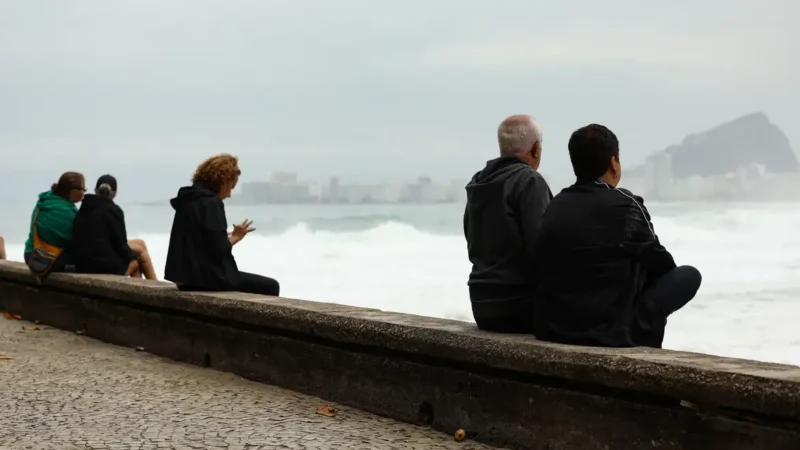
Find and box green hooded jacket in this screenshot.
[24,191,78,254]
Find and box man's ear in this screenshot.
[610,155,621,177]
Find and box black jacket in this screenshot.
[534,180,677,347]
[71,194,137,275]
[464,156,552,319]
[164,184,240,290]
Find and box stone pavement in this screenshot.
[0,315,502,450]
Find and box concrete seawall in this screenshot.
[1,261,798,450]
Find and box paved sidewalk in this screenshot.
[0,315,499,450]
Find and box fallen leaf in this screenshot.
[2,312,21,320]
[0,355,11,360]
[315,405,338,418]
[21,326,42,331]
[135,347,145,352]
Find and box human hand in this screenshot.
[125,259,140,277]
[231,219,256,243]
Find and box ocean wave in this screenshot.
[4,205,800,365]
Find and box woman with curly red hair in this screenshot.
[164,154,280,296]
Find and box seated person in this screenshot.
[0,235,5,260]
[534,124,701,348]
[464,115,552,333]
[24,172,85,277]
[165,154,280,296]
[70,174,157,279]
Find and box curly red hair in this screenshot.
[192,154,241,193]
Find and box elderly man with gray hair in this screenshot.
[464,115,552,334]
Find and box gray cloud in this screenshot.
[0,0,797,199]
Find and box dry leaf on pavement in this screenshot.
[0,355,12,360]
[315,405,338,417]
[2,312,22,320]
[21,326,43,331]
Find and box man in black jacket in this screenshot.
[464,114,552,333]
[534,124,701,348]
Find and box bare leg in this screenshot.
[127,239,157,280]
[0,236,5,260]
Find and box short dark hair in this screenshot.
[568,124,620,180]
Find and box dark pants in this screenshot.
[178,271,280,297]
[23,250,75,275]
[470,285,535,333]
[474,303,534,333]
[236,271,280,296]
[635,265,702,348]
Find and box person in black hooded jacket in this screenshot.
[165,154,280,296]
[71,174,157,279]
[533,124,701,348]
[464,115,552,333]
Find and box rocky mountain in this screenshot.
[650,112,797,178]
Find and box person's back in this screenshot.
[23,172,85,274]
[71,176,137,275]
[25,192,79,253]
[534,124,701,348]
[165,183,240,290]
[465,115,552,333]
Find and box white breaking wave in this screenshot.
[5,207,800,366]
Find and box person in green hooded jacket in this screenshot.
[24,172,86,273]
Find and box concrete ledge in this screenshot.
[1,260,798,449]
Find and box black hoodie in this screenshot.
[164,184,240,290]
[464,156,552,320]
[71,194,137,275]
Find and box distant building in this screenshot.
[240,172,312,203]
[327,177,341,202]
[404,176,452,203]
[631,112,798,202]
[335,184,407,203]
[644,152,673,199]
[271,172,298,185]
[448,179,468,203]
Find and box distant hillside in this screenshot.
[632,113,797,178]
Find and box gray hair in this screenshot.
[96,183,115,199]
[497,115,543,157]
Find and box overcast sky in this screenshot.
[0,0,797,200]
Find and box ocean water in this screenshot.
[2,201,798,366]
